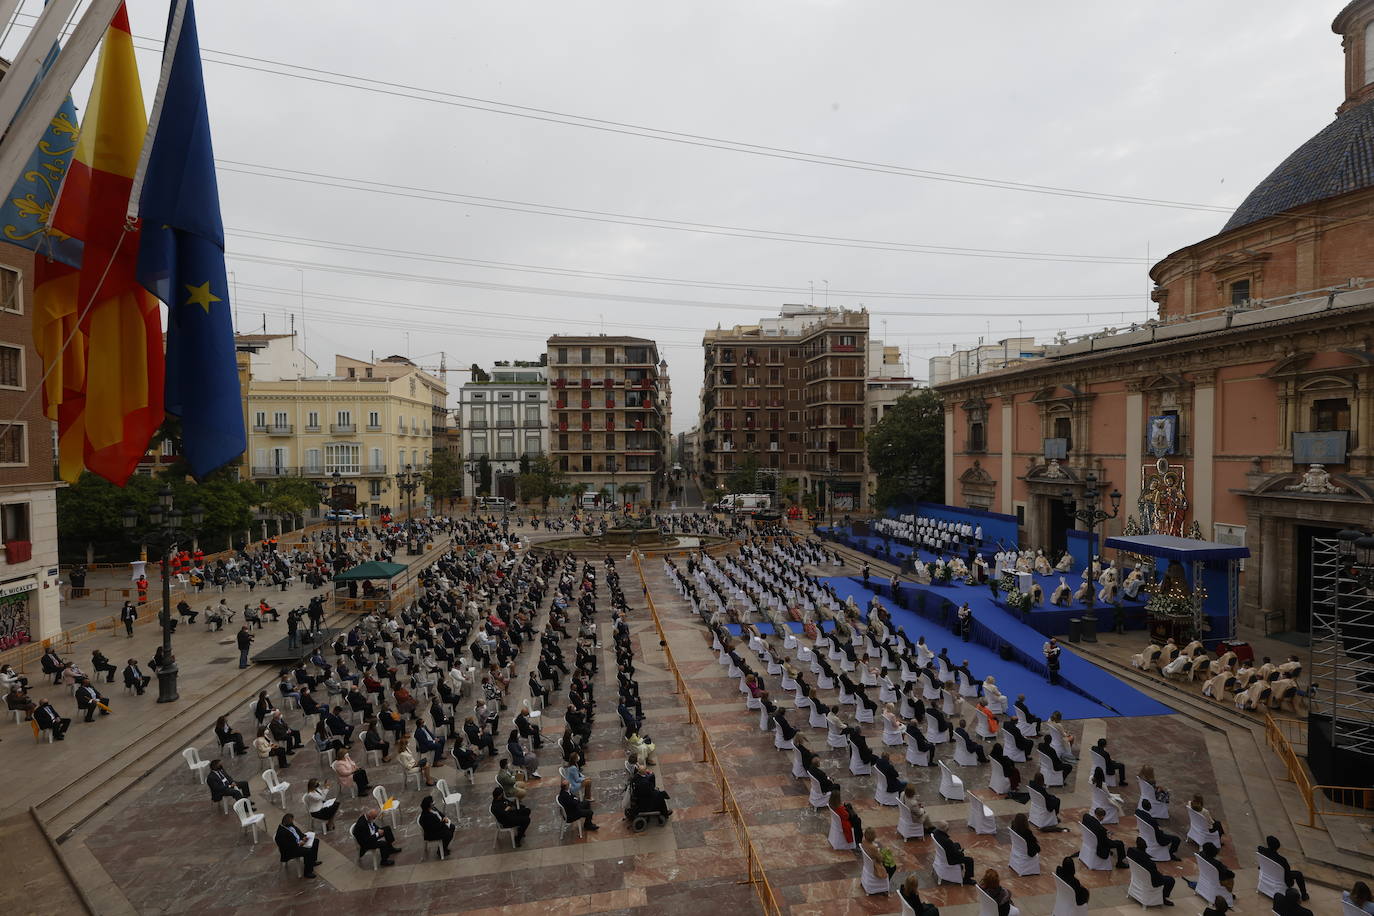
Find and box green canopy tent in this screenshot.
[332,560,408,613]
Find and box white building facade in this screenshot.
[458,364,549,500]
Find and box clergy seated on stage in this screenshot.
[1050,577,1073,607]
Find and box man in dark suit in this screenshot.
[875,752,907,794]
[557,779,599,831]
[32,698,70,740]
[1013,694,1041,730]
[955,719,989,763]
[414,721,445,768]
[1038,735,1072,778]
[1257,835,1309,900]
[351,809,402,867]
[122,660,151,695]
[1092,737,1126,783]
[1082,808,1127,867]
[207,760,249,804]
[1135,799,1181,859]
[418,796,456,854]
[772,707,798,743]
[274,813,319,878]
[514,705,543,749]
[1126,836,1176,903]
[75,678,110,722]
[931,825,975,884]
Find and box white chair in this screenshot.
[854,702,875,724]
[953,737,981,767]
[233,797,265,844]
[938,760,965,801]
[896,796,924,839]
[924,713,949,744]
[262,768,291,808]
[1027,784,1060,829]
[556,795,584,840]
[300,793,332,834]
[905,731,934,767]
[365,747,383,767]
[878,677,897,703]
[1001,728,1026,762]
[1126,859,1165,907]
[372,785,398,830]
[1077,824,1113,871]
[1052,874,1088,916]
[837,682,855,705]
[974,714,996,740]
[745,692,762,711]
[859,844,890,895]
[976,885,1018,916]
[1091,783,1122,824]
[1255,851,1288,898]
[790,745,807,779]
[932,842,966,884]
[182,747,209,784]
[1049,728,1070,760]
[1193,854,1234,907]
[956,671,980,698]
[1344,901,1366,916]
[434,778,462,821]
[1090,749,1119,786]
[940,691,957,717]
[758,704,771,731]
[847,739,872,776]
[773,724,794,751]
[780,673,798,691]
[807,775,829,810]
[418,813,448,859]
[988,765,1011,796]
[1009,829,1040,875]
[1037,750,1065,787]
[827,809,855,850]
[881,717,904,746]
[966,792,996,835]
[403,763,424,792]
[1186,806,1221,848]
[873,772,899,807]
[1137,777,1169,820]
[1136,816,1172,861]
[826,718,846,749]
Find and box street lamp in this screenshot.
[1337,528,1374,589]
[825,458,838,531]
[394,463,420,554]
[122,485,203,703]
[606,455,619,512]
[316,470,345,545]
[1059,470,1122,612]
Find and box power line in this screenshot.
[10,11,1233,214]
[217,160,1149,265]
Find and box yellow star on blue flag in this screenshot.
[184,280,221,313]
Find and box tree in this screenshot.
[517,456,570,510]
[476,455,492,496]
[470,364,490,382]
[778,477,800,507]
[422,450,465,508]
[620,483,641,509]
[866,388,945,510]
[518,454,530,475]
[259,478,322,528]
[725,454,762,494]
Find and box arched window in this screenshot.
[1365,20,1374,85]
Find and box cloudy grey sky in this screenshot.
[6,1,1345,430]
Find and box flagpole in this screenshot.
[127,0,188,217]
[0,0,123,197]
[0,0,80,133]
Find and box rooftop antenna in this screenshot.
[298,268,306,361]
[823,279,829,309]
[809,280,814,305]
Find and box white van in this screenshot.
[476,496,510,511]
[714,493,772,513]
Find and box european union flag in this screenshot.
[135,0,244,480]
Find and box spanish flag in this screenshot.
[32,4,163,485]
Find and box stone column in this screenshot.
[1193,373,1217,535]
[1000,400,1014,515]
[1125,382,1144,519]
[943,407,955,504]
[1260,514,1280,630]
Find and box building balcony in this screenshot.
[304,424,321,433]
[366,423,383,431]
[495,419,515,428]
[250,466,297,477]
[361,464,387,475]
[330,423,356,434]
[468,419,488,429]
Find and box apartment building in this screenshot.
[456,362,549,500]
[243,343,446,515]
[546,335,669,505]
[0,245,60,642]
[700,305,869,509]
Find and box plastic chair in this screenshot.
[827,809,855,850]
[938,760,965,801]
[233,797,265,844]
[555,796,584,840]
[1255,852,1287,898]
[873,772,899,807]
[932,841,966,884]
[404,764,424,792]
[1077,824,1113,871]
[966,792,996,834]
[847,739,872,776]
[858,844,890,895]
[300,793,332,834]
[1009,829,1040,875]
[1343,900,1366,916]
[1186,806,1221,848]
[417,812,447,860]
[896,796,924,840]
[1036,751,1065,787]
[182,747,209,784]
[1028,784,1060,829]
[1052,874,1088,915]
[262,768,291,808]
[372,785,398,830]
[1192,854,1234,907]
[1126,859,1165,907]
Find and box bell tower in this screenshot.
[1333,0,1374,112]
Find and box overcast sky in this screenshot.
[6,1,1346,431]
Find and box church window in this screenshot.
[1312,397,1350,432]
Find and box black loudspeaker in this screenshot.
[998,643,1014,661]
[1307,714,1374,791]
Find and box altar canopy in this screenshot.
[1103,534,1250,641]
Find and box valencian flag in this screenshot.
[133,0,244,480]
[33,3,163,484]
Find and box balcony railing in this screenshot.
[366,423,383,431]
[330,423,356,434]
[268,425,293,435]
[468,419,488,429]
[250,466,296,477]
[304,424,321,432]
[361,464,387,475]
[494,419,515,428]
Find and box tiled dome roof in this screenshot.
[1222,96,1374,233]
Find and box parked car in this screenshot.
[324,509,364,521]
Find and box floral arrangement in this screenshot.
[997,575,1017,594]
[1005,589,1033,613]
